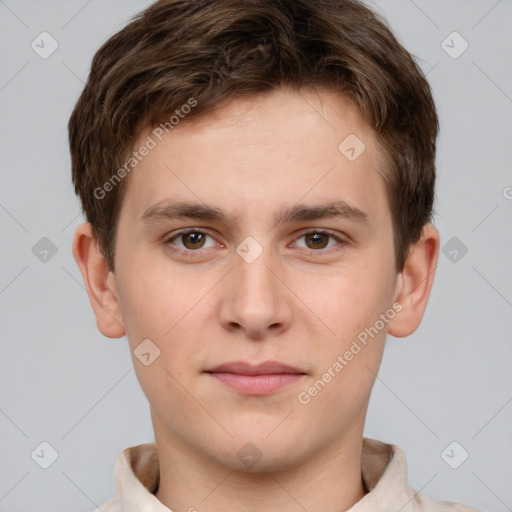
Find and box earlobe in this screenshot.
[72,222,126,339]
[388,224,440,338]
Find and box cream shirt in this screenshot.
[93,437,480,512]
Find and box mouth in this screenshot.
[204,361,307,395]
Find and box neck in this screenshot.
[153,425,368,512]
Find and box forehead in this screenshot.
[119,87,389,225]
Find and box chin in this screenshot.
[212,431,312,474]
[226,450,307,474]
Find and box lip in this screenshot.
[206,361,304,375]
[205,361,306,395]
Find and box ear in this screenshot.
[72,222,126,338]
[388,223,440,338]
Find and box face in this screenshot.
[109,87,401,471]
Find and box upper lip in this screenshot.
[205,361,305,375]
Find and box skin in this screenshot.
[73,86,439,512]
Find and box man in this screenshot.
[69,0,479,510]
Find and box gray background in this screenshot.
[1,0,511,510]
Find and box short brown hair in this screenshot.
[69,0,438,272]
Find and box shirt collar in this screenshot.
[109,437,422,512]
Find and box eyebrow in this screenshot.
[141,199,369,226]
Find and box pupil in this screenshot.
[185,232,204,249]
[307,233,328,249]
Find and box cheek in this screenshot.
[114,250,186,339]
[116,265,212,377]
[300,267,393,340]
[296,267,394,399]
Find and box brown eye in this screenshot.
[165,229,217,253]
[180,232,206,250]
[293,230,346,253]
[304,232,329,249]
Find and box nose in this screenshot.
[218,243,293,340]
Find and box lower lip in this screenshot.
[207,372,305,395]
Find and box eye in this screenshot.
[293,230,346,252]
[163,228,346,257]
[164,229,219,253]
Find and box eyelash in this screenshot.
[163,228,347,257]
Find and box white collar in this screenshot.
[98,437,477,512]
